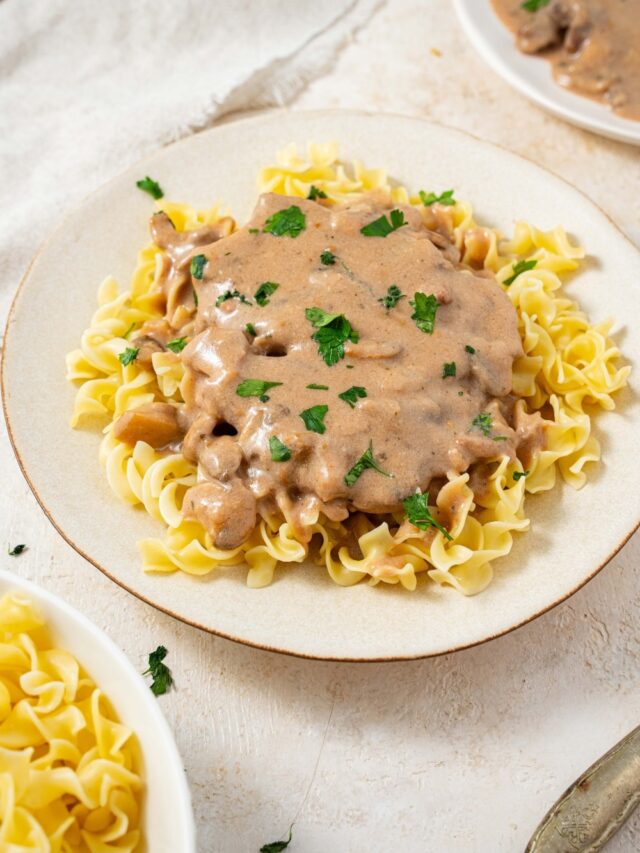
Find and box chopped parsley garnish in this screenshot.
[269,436,292,462]
[248,228,259,234]
[403,490,453,540]
[346,364,354,369]
[493,435,508,442]
[442,361,456,379]
[521,0,549,10]
[419,189,456,207]
[8,544,26,556]
[136,176,163,200]
[378,284,404,310]
[344,441,392,487]
[254,281,280,307]
[360,209,407,237]
[320,250,336,265]
[300,404,329,434]
[122,321,136,339]
[410,292,439,334]
[216,289,251,307]
[513,470,530,481]
[308,185,327,200]
[118,347,139,366]
[263,205,306,238]
[192,287,199,307]
[465,344,476,354]
[143,646,173,696]
[504,259,537,286]
[260,827,293,853]
[471,412,493,436]
[167,337,188,353]
[245,323,257,337]
[307,383,329,390]
[458,391,464,396]
[305,307,359,366]
[338,386,367,408]
[190,254,208,279]
[236,379,283,401]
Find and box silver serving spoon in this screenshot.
[526,724,640,852]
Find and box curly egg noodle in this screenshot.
[0,593,141,852]
[66,143,630,594]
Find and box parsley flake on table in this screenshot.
[190,254,208,279]
[305,307,359,366]
[360,208,407,237]
[344,441,393,487]
[338,386,367,408]
[410,292,439,334]
[269,436,292,462]
[403,490,453,540]
[216,289,252,307]
[521,0,549,11]
[263,205,306,238]
[442,361,456,379]
[307,383,329,390]
[471,412,493,436]
[320,250,337,265]
[300,404,329,434]
[8,544,27,556]
[166,337,188,353]
[236,379,283,401]
[254,281,280,306]
[118,347,139,366]
[465,344,476,354]
[504,259,537,286]
[308,185,327,200]
[513,470,530,481]
[143,646,173,696]
[260,826,293,853]
[378,284,404,310]
[419,188,456,207]
[136,176,164,200]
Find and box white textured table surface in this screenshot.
[2,2,640,852]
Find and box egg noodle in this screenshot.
[66,143,630,594]
[0,592,142,851]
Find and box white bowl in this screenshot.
[0,570,196,853]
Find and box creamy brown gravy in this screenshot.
[492,0,640,121]
[116,193,539,550]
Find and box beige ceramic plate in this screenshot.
[3,110,640,660]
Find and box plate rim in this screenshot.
[453,0,640,146]
[2,107,639,662]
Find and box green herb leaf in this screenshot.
[245,323,257,337]
[338,386,367,408]
[136,176,164,200]
[320,250,336,265]
[118,347,139,366]
[8,544,26,556]
[465,344,476,354]
[344,441,392,487]
[471,412,493,436]
[513,470,530,481]
[360,208,407,237]
[167,337,188,353]
[263,205,306,238]
[305,307,359,366]
[378,284,405,310]
[521,0,549,11]
[248,228,259,234]
[190,254,208,279]
[307,383,329,390]
[260,826,293,853]
[254,281,280,307]
[269,436,292,462]
[143,646,173,696]
[216,289,252,307]
[504,259,537,286]
[236,379,283,400]
[300,404,329,434]
[403,490,453,540]
[308,185,327,200]
[122,321,136,339]
[419,189,456,207]
[193,287,199,307]
[410,292,439,334]
[493,435,508,442]
[442,361,456,379]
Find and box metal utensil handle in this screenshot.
[526,724,640,852]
